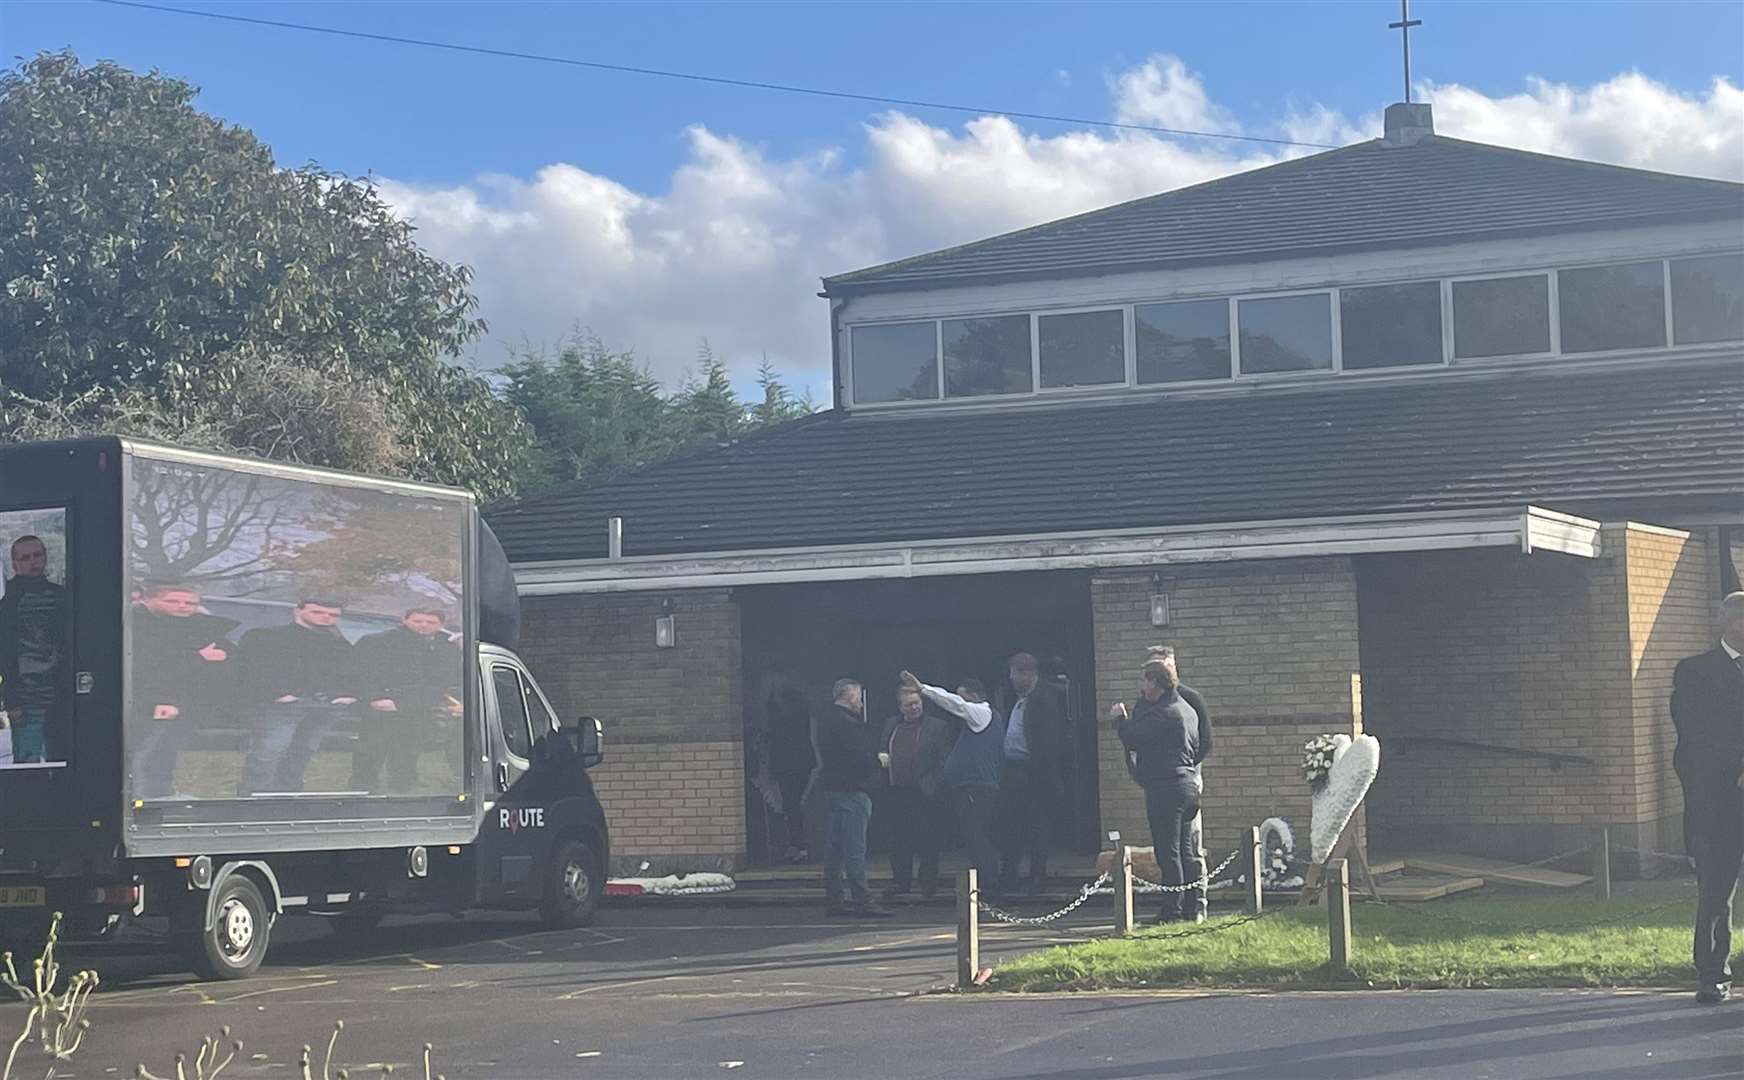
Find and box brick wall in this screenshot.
[1359,526,1711,860]
[1623,526,1713,855]
[518,589,746,873]
[1091,558,1365,861]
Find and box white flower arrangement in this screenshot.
[1302,734,1340,791]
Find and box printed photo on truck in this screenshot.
[0,511,72,770]
[125,456,467,801]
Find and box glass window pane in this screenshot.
[1672,253,1744,345]
[1559,261,1666,353]
[1039,309,1125,388]
[1340,282,1444,369]
[1238,294,1333,374]
[522,674,555,738]
[1136,299,1231,383]
[943,315,1032,397]
[850,322,938,403]
[1452,275,1551,359]
[493,667,532,760]
[1,510,70,769]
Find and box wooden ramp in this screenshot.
[1374,873,1486,902]
[1397,853,1591,889]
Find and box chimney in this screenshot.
[1382,101,1434,147]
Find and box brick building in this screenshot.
[490,103,1744,875]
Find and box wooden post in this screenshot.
[1593,826,1612,901]
[957,869,980,988]
[1246,825,1264,916]
[1326,858,1352,972]
[1114,846,1136,936]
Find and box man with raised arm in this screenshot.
[900,670,1005,895]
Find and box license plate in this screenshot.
[0,885,44,907]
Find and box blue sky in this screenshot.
[6,1,1743,394]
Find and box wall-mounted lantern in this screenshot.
[654,596,677,648]
[1149,572,1172,627]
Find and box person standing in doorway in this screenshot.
[903,671,1004,895]
[0,535,66,764]
[1113,655,1212,924]
[1670,590,1744,1005]
[997,652,1064,897]
[881,681,951,900]
[815,678,889,917]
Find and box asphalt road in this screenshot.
[11,898,1741,1080]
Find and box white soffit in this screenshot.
[514,506,1601,596]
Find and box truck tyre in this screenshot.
[183,875,271,980]
[540,838,601,929]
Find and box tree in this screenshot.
[0,51,528,498]
[750,354,815,427]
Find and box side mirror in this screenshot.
[575,715,604,769]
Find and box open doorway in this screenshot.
[739,570,1099,866]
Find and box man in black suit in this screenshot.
[237,599,359,796]
[130,583,239,798]
[349,607,464,793]
[996,651,1065,897]
[1671,591,1744,1005]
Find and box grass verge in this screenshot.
[987,894,1705,992]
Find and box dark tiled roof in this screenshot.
[822,137,1744,294]
[488,359,1744,563]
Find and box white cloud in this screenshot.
[379,59,1744,398]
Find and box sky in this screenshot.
[5,0,1743,400]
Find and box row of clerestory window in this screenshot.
[846,251,1744,405]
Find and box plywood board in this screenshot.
[1401,853,1591,888]
[1374,875,1486,902]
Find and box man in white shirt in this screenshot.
[900,670,1004,892]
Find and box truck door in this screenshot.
[477,662,545,904]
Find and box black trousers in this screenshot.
[954,784,1000,884]
[997,760,1051,888]
[1143,771,1207,919]
[884,786,943,890]
[776,771,811,851]
[1685,776,1744,985]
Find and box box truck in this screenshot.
[0,438,609,978]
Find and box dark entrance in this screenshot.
[739,571,1099,866]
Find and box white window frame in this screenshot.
[1667,251,1744,348]
[844,317,944,409]
[1554,258,1671,358]
[1335,279,1452,371]
[838,246,1743,410]
[1131,296,1239,388]
[1233,288,1339,379]
[1035,305,1130,394]
[1447,269,1557,363]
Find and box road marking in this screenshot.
[220,979,340,1002]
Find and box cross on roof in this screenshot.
[1388,0,1423,104]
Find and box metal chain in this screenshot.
[1132,848,1244,893]
[977,872,1112,927]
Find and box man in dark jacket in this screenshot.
[905,671,1005,893]
[1114,655,1213,923]
[814,678,889,917]
[130,583,239,798]
[880,682,952,899]
[236,599,359,796]
[349,607,464,793]
[1671,591,1744,1004]
[0,535,66,764]
[996,652,1065,896]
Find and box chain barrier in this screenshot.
[977,872,1112,927]
[1131,848,1245,893]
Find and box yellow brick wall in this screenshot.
[518,590,746,872]
[1091,558,1365,861]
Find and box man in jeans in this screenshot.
[1113,656,1212,924]
[814,678,889,917]
[0,535,66,764]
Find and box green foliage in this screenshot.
[500,334,816,494]
[0,51,528,499]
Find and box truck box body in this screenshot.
[1,438,489,861]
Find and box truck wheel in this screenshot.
[540,838,600,929]
[184,875,271,980]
